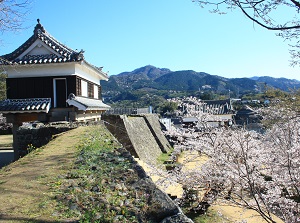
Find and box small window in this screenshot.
[81,80,88,97]
[94,85,99,99]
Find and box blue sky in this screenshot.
[1,0,299,80]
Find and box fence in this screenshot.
[104,106,152,115]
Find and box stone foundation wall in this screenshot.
[123,115,162,165]
[16,122,78,157]
[102,114,172,165]
[101,115,139,158]
[143,114,172,153]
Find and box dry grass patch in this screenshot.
[0,126,89,222]
[0,135,13,148]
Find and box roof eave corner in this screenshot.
[81,60,109,81]
[98,70,109,81]
[101,73,109,81]
[66,99,87,111]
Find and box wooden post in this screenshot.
[12,122,22,161]
[4,114,23,161]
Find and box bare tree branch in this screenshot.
[234,0,300,30]
[193,0,300,66]
[0,0,31,34]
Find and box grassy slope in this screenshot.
[0,125,163,223]
[0,125,144,222]
[0,126,89,222]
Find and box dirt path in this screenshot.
[0,127,89,223]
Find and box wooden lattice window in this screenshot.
[88,82,94,98]
[76,78,81,96]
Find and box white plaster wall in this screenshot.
[17,39,60,59]
[5,63,76,78]
[74,62,108,84]
[217,114,234,120]
[5,62,108,86]
[5,62,106,100]
[28,45,50,55]
[94,85,99,99]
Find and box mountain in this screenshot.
[117,65,171,79]
[154,70,208,91]
[250,76,300,91]
[101,65,300,101]
[101,65,171,91]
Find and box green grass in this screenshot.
[157,152,171,163]
[187,209,225,223]
[0,180,6,185]
[52,125,149,222]
[157,148,174,164]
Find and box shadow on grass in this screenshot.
[0,214,79,223]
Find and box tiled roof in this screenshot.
[0,19,107,79]
[1,20,83,65]
[182,117,198,123]
[202,99,234,115]
[0,98,51,114]
[236,105,256,115]
[66,94,110,111]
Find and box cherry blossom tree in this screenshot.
[191,0,300,66]
[160,97,299,223]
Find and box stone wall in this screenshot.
[16,122,78,157]
[143,114,172,153]
[11,118,192,222]
[15,114,172,165]
[101,115,139,158]
[123,115,162,165]
[118,148,193,223]
[102,114,172,165]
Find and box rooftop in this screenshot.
[66,94,110,111]
[0,98,51,114]
[0,19,108,79]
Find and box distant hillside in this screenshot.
[118,65,171,79]
[102,65,171,91]
[250,76,300,91]
[154,70,208,91]
[101,75,121,92]
[101,65,300,103]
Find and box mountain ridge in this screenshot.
[101,65,300,96]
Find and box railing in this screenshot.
[104,106,152,115]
